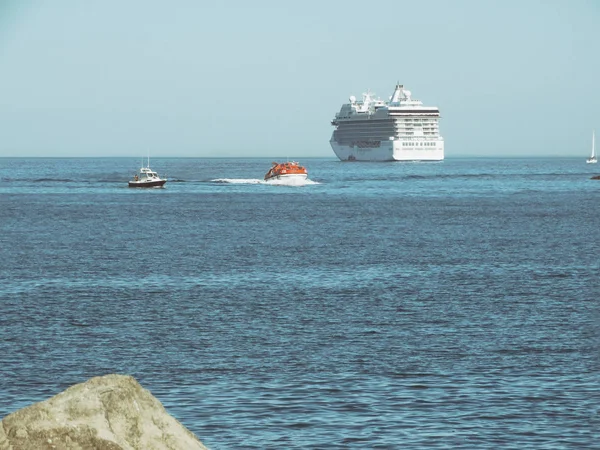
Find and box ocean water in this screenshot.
[1,157,599,449]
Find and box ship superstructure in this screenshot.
[330,83,444,161]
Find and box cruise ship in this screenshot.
[330,82,444,161]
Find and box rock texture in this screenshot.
[0,374,208,450]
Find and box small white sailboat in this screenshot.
[587,130,597,164]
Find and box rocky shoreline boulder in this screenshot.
[0,374,208,450]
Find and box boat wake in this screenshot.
[212,178,320,186]
[264,178,320,186]
[212,178,264,184]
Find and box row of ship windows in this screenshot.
[336,118,438,123]
[337,127,438,132]
[402,142,437,147]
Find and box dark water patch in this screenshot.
[3,177,130,184]
[33,178,78,182]
[404,173,497,180]
[68,321,93,327]
[96,178,129,183]
[287,422,313,429]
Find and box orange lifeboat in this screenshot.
[264,161,308,182]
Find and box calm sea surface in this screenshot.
[1,157,599,449]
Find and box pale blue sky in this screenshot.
[0,0,598,157]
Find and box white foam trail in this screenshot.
[212,178,264,184]
[264,178,320,186]
[212,178,320,186]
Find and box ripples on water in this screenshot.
[1,157,600,448]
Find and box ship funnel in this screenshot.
[390,83,411,103]
[390,83,404,103]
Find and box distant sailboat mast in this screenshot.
[588,130,597,164]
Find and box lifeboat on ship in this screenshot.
[264,161,308,182]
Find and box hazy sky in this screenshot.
[0,0,598,157]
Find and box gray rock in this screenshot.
[0,374,209,450]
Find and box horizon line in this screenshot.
[0,155,590,159]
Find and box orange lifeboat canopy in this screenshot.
[264,161,307,180]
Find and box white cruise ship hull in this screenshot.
[330,82,445,162]
[330,138,444,162]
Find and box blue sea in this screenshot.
[1,157,599,449]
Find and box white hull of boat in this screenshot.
[330,139,444,161]
[264,173,308,182]
[128,179,166,188]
